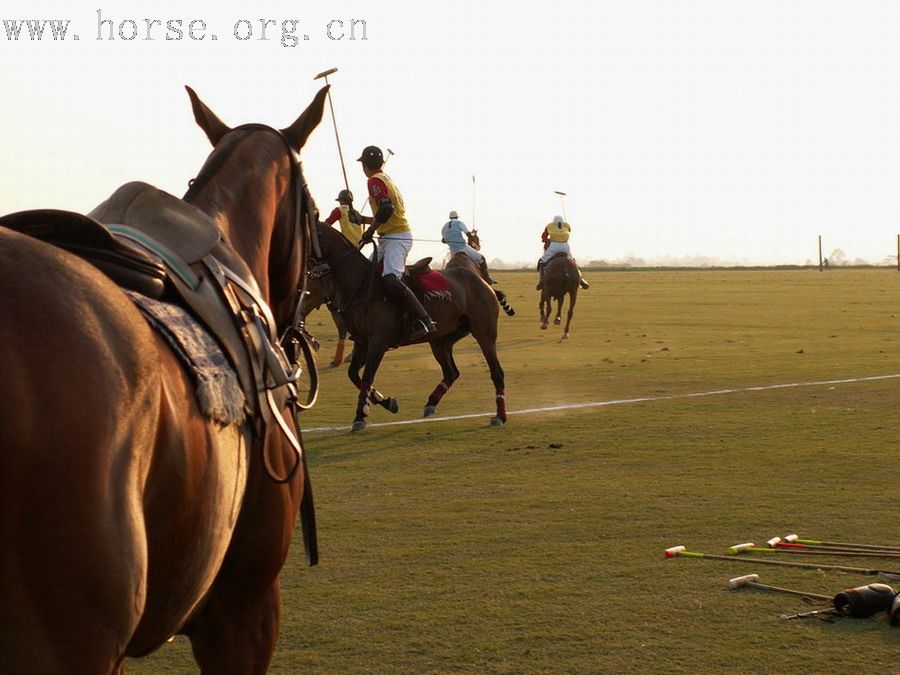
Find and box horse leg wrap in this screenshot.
[331,338,345,366]
[427,380,452,407]
[495,390,507,421]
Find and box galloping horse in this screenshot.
[444,229,516,317]
[313,223,507,431]
[0,86,328,672]
[539,253,579,338]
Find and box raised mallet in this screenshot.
[314,67,349,191]
[554,190,568,222]
[727,574,831,601]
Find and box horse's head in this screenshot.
[312,221,373,269]
[467,229,481,251]
[183,86,329,330]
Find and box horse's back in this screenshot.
[0,228,250,668]
[0,228,159,670]
[544,255,579,297]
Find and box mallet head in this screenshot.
[784,534,799,542]
[728,574,760,590]
[314,67,338,80]
[728,543,756,555]
[767,537,783,548]
[664,545,686,558]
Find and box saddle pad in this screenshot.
[126,291,246,426]
[418,270,451,301]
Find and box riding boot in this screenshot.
[536,262,545,290]
[478,258,496,285]
[382,273,436,341]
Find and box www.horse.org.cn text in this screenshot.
[1,11,369,46]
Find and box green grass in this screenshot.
[129,268,900,673]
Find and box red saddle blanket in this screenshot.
[417,270,450,297]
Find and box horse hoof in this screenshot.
[562,333,569,340]
[387,398,399,414]
[330,361,341,368]
[423,405,437,417]
[554,317,561,325]
[489,416,505,426]
[351,420,367,432]
[540,324,548,330]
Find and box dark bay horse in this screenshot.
[299,271,352,367]
[313,223,507,431]
[540,253,579,338]
[0,86,328,672]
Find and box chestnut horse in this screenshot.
[0,86,328,672]
[444,229,516,317]
[312,223,507,431]
[539,253,579,338]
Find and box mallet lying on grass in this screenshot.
[728,574,896,620]
[729,542,900,560]
[778,534,900,554]
[727,574,831,601]
[766,536,900,556]
[664,545,900,579]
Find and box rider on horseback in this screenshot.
[324,189,364,246]
[536,215,590,291]
[441,210,495,284]
[356,145,437,341]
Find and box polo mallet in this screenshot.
[554,190,568,222]
[727,574,831,602]
[782,533,900,554]
[472,175,477,230]
[314,67,349,191]
[768,536,900,557]
[781,607,839,622]
[730,542,900,560]
[664,546,900,579]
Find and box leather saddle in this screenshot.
[0,181,295,432]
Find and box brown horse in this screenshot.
[540,253,579,338]
[312,222,507,431]
[299,271,352,367]
[0,86,328,672]
[444,229,516,317]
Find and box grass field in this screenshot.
[129,268,900,673]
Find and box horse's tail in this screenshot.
[495,289,516,316]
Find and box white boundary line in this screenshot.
[302,373,900,434]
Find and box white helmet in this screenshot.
[449,210,458,219]
[553,215,564,223]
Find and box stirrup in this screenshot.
[579,279,590,289]
[410,318,436,341]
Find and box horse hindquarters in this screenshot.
[0,234,158,672]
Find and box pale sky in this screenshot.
[2,0,899,266]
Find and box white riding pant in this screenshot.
[447,242,485,264]
[540,241,572,265]
[373,231,413,277]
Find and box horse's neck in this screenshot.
[329,247,374,304]
[187,167,293,311]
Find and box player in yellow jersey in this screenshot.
[324,189,364,246]
[536,215,589,290]
[356,145,436,340]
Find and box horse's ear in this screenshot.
[281,85,329,152]
[185,86,231,146]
